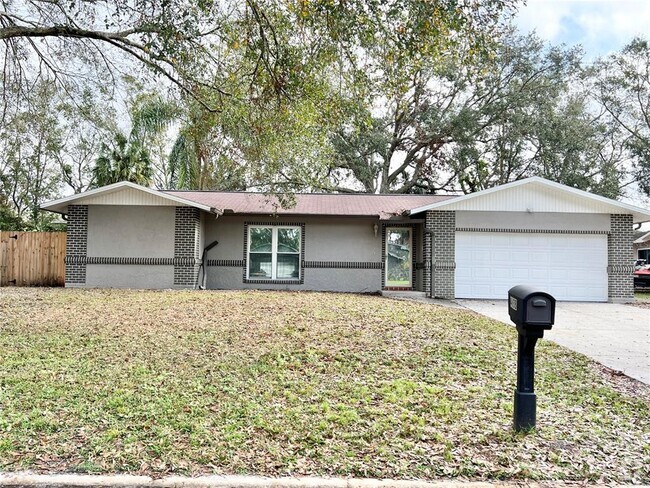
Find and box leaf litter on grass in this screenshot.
[0,288,648,482]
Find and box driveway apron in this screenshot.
[457,300,650,385]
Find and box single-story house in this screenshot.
[634,231,650,262]
[41,176,650,302]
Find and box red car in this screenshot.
[634,264,650,288]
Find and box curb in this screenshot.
[0,474,647,488]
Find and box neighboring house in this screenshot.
[41,176,650,302]
[634,231,650,262]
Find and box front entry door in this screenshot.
[385,227,412,288]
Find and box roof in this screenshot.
[634,231,650,244]
[409,176,650,224]
[165,191,455,219]
[40,177,650,223]
[41,181,214,214]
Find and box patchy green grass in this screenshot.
[633,291,650,308]
[0,289,648,482]
[635,291,650,301]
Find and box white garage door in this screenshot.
[455,232,608,301]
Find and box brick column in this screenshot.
[423,213,433,297]
[174,207,201,287]
[608,214,634,302]
[426,210,456,299]
[65,205,88,286]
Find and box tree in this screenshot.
[129,92,181,189]
[127,92,248,191]
[0,82,62,229]
[452,38,624,198]
[591,38,650,197]
[2,0,521,193]
[0,0,255,112]
[0,202,28,231]
[57,89,119,194]
[92,133,153,188]
[328,32,624,197]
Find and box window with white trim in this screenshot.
[247,226,301,280]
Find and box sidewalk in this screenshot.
[1,473,645,488]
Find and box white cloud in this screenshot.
[514,1,573,40]
[513,0,650,58]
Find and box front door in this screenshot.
[385,227,412,288]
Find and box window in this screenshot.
[248,226,301,280]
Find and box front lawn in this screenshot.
[0,289,648,483]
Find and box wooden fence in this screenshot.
[0,231,66,287]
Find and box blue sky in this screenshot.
[513,0,649,59]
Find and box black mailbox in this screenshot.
[508,285,555,432]
[508,285,555,335]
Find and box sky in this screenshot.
[514,0,650,225]
[513,0,649,59]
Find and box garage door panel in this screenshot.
[549,269,569,280]
[530,268,549,280]
[492,251,511,262]
[509,251,529,264]
[455,232,608,301]
[474,268,491,279]
[512,269,530,280]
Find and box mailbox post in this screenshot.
[508,285,555,432]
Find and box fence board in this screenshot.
[0,231,66,287]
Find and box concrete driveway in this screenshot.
[457,300,650,384]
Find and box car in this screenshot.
[634,263,650,288]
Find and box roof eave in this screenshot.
[408,177,650,223]
[40,181,214,214]
[634,231,650,243]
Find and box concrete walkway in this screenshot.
[457,300,650,384]
[0,473,645,488]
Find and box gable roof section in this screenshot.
[409,177,650,224]
[166,191,455,219]
[41,181,214,214]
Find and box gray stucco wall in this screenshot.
[85,265,174,288]
[455,211,610,231]
[207,267,382,293]
[87,206,175,257]
[203,215,386,292]
[84,205,177,289]
[73,207,422,292]
[204,216,382,262]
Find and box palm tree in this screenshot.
[130,94,246,191]
[91,132,153,188]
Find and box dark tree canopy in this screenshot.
[1,1,518,108]
[326,32,629,198]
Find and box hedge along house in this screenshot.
[41,177,650,302]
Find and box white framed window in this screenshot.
[247,226,301,280]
